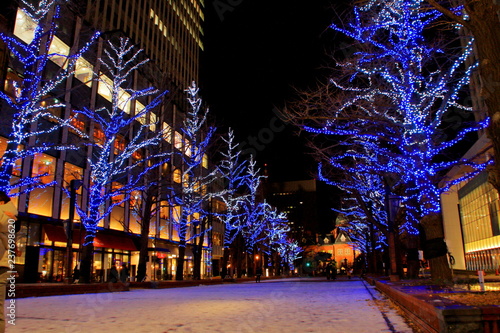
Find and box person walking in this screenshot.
[72,265,80,284]
[255,267,262,283]
[0,191,17,333]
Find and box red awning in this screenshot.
[43,224,83,244]
[43,225,137,251]
[94,233,137,251]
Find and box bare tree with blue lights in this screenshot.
[289,0,490,280]
[75,37,168,283]
[240,156,266,256]
[0,0,98,195]
[217,128,249,276]
[170,82,220,280]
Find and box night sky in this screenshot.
[200,1,341,182]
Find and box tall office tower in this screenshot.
[84,0,204,89]
[0,0,214,283]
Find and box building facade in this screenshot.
[0,0,224,283]
[441,134,500,273]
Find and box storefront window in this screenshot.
[94,252,104,282]
[27,223,40,246]
[15,223,28,265]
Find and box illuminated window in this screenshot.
[110,204,125,231]
[70,111,86,134]
[0,137,23,177]
[162,122,172,143]
[40,96,62,120]
[4,69,22,99]
[118,89,131,114]
[13,8,36,44]
[93,124,105,147]
[111,182,125,206]
[75,57,93,87]
[174,131,183,150]
[202,154,208,169]
[60,162,83,220]
[132,148,143,161]
[149,112,157,132]
[48,36,70,68]
[135,102,156,131]
[114,135,125,155]
[160,200,169,220]
[28,153,56,217]
[459,172,500,253]
[184,139,191,157]
[97,73,113,103]
[32,153,56,185]
[161,162,170,178]
[173,169,181,183]
[337,249,343,255]
[171,206,181,241]
[129,190,141,208]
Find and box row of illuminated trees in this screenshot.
[0,0,301,283]
[286,0,498,281]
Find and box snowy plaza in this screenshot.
[6,278,416,333]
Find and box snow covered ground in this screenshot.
[7,277,416,333]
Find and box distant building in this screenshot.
[266,179,338,246]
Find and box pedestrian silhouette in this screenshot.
[120,263,129,283]
[255,268,262,283]
[109,264,119,283]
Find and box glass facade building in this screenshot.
[458,171,500,272]
[0,0,224,283]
